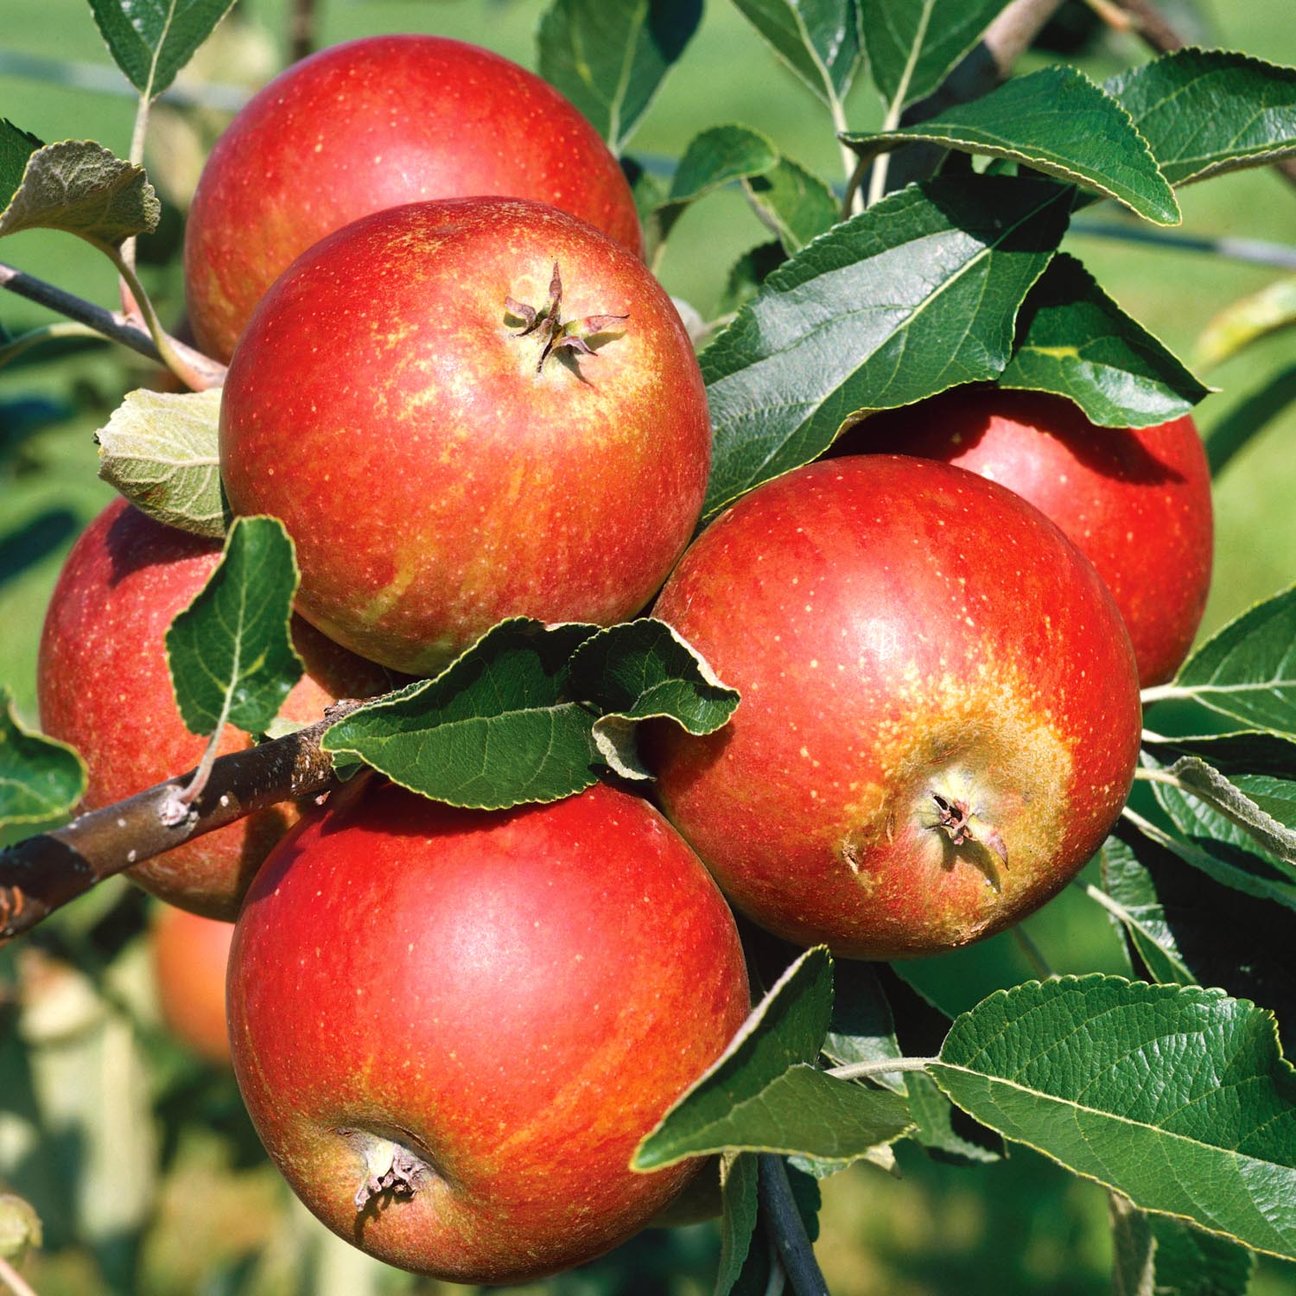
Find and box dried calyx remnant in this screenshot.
[506,263,627,372]
[931,790,1010,881]
[347,1133,432,1211]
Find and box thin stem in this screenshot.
[289,0,319,63]
[757,1155,828,1296]
[119,93,152,277]
[0,260,225,387]
[105,247,222,391]
[0,1256,39,1296]
[1140,682,1189,706]
[826,1055,937,1082]
[1011,924,1055,979]
[830,94,861,216]
[1070,219,1296,272]
[865,110,899,208]
[0,321,103,369]
[1075,878,1132,924]
[1133,766,1179,789]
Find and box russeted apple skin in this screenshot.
[648,456,1143,961]
[184,34,643,361]
[219,197,711,676]
[36,498,392,921]
[846,389,1213,686]
[226,781,750,1283]
[151,904,234,1067]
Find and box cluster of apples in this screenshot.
[37,32,1213,1284]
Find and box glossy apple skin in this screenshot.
[845,390,1213,686]
[185,34,642,361]
[37,498,392,920]
[227,780,750,1283]
[648,456,1142,960]
[220,197,710,675]
[151,905,234,1067]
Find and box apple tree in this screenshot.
[1,0,1296,1293]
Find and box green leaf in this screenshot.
[998,253,1209,426]
[1149,757,1296,871]
[0,688,85,827]
[716,241,787,317]
[742,156,839,254]
[636,947,903,1170]
[844,66,1180,225]
[701,176,1071,518]
[715,1154,760,1296]
[0,119,43,209]
[1161,586,1296,735]
[731,0,863,106]
[905,1070,1003,1166]
[568,618,739,780]
[322,619,601,810]
[165,516,303,736]
[860,0,1014,112]
[1110,1192,1256,1296]
[821,960,905,1092]
[932,976,1296,1260]
[0,139,160,249]
[1197,276,1296,370]
[537,0,702,153]
[87,0,238,98]
[1142,730,1296,781]
[95,388,227,539]
[669,124,779,203]
[1106,48,1296,188]
[1121,808,1296,915]
[1101,831,1296,1052]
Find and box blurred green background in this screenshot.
[1,2,1294,1294]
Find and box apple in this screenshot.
[37,498,392,921]
[219,196,711,675]
[841,389,1213,685]
[184,34,643,361]
[647,456,1142,960]
[151,904,234,1067]
[226,779,750,1283]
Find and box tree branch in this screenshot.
[757,1155,828,1296]
[0,703,363,943]
[0,261,226,389]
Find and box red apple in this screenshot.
[648,456,1142,960]
[842,389,1213,686]
[37,498,392,920]
[151,904,234,1067]
[226,780,749,1282]
[219,197,710,675]
[184,34,642,361]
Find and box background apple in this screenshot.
[842,389,1213,686]
[37,498,392,920]
[649,456,1143,960]
[184,33,643,361]
[150,904,234,1068]
[219,196,711,675]
[226,779,750,1283]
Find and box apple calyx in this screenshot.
[345,1132,432,1211]
[926,789,1009,888]
[505,262,627,373]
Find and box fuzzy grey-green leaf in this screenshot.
[0,139,159,248]
[96,388,227,538]
[932,976,1296,1260]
